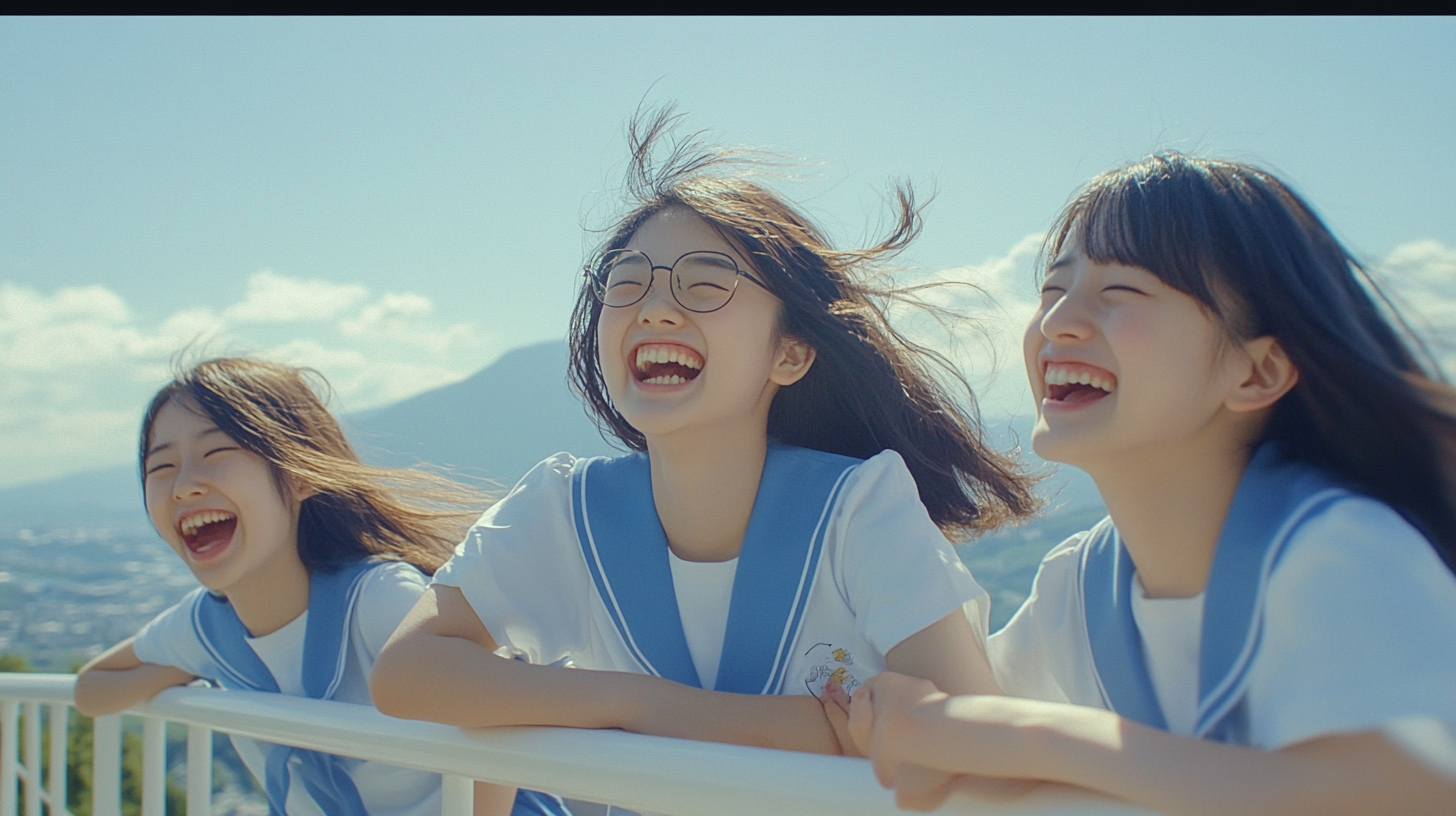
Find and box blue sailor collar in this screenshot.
[1079,444,1353,742]
[570,443,861,695]
[190,557,377,816]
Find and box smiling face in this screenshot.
[596,207,814,444]
[1023,247,1257,470]
[142,399,306,597]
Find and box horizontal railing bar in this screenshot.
[0,674,1154,816]
[0,676,77,705]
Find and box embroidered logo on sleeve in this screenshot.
[801,642,866,697]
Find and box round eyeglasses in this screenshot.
[588,249,769,313]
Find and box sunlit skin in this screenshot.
[843,249,1456,814]
[371,207,1003,755]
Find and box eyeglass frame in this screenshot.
[586,249,771,314]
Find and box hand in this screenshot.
[819,678,860,757]
[848,672,948,787]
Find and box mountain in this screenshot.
[343,340,617,484]
[0,339,1103,530]
[0,341,615,530]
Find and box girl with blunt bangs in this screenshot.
[373,108,1036,766]
[77,358,569,816]
[849,154,1456,815]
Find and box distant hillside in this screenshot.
[0,338,1102,531]
[0,340,615,529]
[344,340,617,484]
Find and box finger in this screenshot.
[847,683,875,758]
[951,774,1043,803]
[893,764,958,812]
[818,689,858,757]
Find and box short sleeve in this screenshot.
[352,562,429,661]
[431,453,596,665]
[131,588,210,676]
[833,450,990,656]
[1250,497,1456,780]
[987,534,1099,706]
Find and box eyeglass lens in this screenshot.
[598,251,741,312]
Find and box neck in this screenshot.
[1079,425,1254,599]
[227,536,310,637]
[646,417,770,563]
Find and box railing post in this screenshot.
[92,715,122,816]
[2,700,17,816]
[143,717,166,816]
[440,775,474,816]
[20,704,38,816]
[46,707,65,816]
[186,725,211,816]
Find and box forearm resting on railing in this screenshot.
[74,637,196,717]
[371,585,842,754]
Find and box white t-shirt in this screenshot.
[989,496,1456,783]
[133,561,442,816]
[434,449,989,700]
[1129,577,1204,735]
[668,551,738,691]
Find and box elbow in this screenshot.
[369,640,427,720]
[72,671,116,718]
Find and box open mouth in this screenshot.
[178,510,237,556]
[633,343,704,385]
[1044,363,1117,405]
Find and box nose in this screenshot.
[1037,287,1094,343]
[172,459,208,502]
[635,267,685,326]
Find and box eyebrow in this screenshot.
[144,426,226,460]
[1046,255,1076,272]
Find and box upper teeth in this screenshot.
[635,346,703,371]
[1045,365,1116,392]
[181,510,234,537]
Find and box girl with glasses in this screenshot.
[75,358,569,816]
[847,154,1456,813]
[371,108,1037,759]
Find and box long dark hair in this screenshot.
[140,357,488,574]
[569,107,1038,537]
[1046,152,1456,572]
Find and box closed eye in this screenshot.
[204,446,239,457]
[1103,285,1147,295]
[144,462,174,476]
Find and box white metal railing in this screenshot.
[0,673,1154,816]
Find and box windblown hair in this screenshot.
[1046,152,1456,572]
[569,107,1038,537]
[139,358,487,574]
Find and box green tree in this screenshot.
[0,652,31,672]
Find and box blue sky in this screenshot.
[3,17,1454,486]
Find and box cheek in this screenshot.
[1022,314,1046,392]
[596,312,630,376]
[143,482,173,536]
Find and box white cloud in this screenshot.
[222,270,369,324]
[0,270,497,487]
[899,233,1046,418]
[1372,240,1456,375]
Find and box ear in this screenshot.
[289,478,319,505]
[770,336,817,387]
[1225,336,1299,413]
